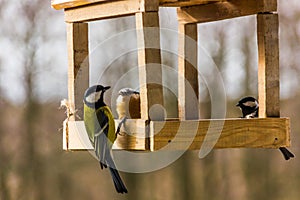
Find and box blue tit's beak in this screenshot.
[104,86,111,91]
[236,103,240,107]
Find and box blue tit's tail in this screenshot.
[109,166,128,193]
[95,132,128,193]
[279,147,295,160]
[105,151,128,193]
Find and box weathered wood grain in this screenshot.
[51,0,108,10]
[151,118,290,151]
[178,23,199,120]
[177,0,277,24]
[136,12,164,121]
[160,0,220,7]
[257,13,280,118]
[63,120,149,150]
[63,118,290,151]
[67,22,89,121]
[52,0,219,10]
[64,0,159,22]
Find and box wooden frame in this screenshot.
[63,118,290,151]
[178,23,199,120]
[257,13,280,118]
[135,11,164,121]
[53,0,292,152]
[52,0,221,10]
[177,0,277,24]
[66,22,89,121]
[64,0,158,23]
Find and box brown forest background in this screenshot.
[1,0,300,200]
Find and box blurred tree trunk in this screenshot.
[0,2,11,199]
[0,76,11,200]
[8,1,48,199]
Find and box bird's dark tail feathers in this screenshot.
[279,147,295,160]
[104,149,128,194]
[109,167,128,194]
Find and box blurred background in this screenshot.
[1,0,300,199]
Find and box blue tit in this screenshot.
[116,88,141,120]
[83,85,128,193]
[236,96,294,160]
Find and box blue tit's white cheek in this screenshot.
[85,91,101,103]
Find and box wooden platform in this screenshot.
[63,118,290,151]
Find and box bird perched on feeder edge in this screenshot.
[83,85,128,193]
[116,88,141,120]
[236,96,295,161]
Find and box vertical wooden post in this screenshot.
[136,12,164,121]
[178,23,199,120]
[66,22,89,120]
[257,13,279,117]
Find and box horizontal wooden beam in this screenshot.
[177,0,277,24]
[152,118,290,151]
[160,0,220,7]
[63,118,290,151]
[64,0,159,22]
[53,0,220,10]
[63,119,149,151]
[51,0,108,10]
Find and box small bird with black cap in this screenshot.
[236,96,295,160]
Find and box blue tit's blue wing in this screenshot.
[94,108,110,169]
[95,107,128,193]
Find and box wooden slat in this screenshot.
[160,0,220,7]
[136,12,165,121]
[64,0,159,22]
[51,0,108,10]
[257,13,280,118]
[64,118,290,151]
[151,118,290,151]
[67,22,89,121]
[177,0,277,24]
[178,23,199,120]
[53,0,219,10]
[63,120,149,150]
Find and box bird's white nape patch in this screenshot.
[85,91,101,103]
[242,101,258,108]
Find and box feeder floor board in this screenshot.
[63,118,290,151]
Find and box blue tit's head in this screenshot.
[118,88,139,96]
[84,85,111,109]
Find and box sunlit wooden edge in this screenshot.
[62,118,290,151]
[51,0,221,10]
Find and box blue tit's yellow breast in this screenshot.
[83,104,97,144]
[84,105,116,145]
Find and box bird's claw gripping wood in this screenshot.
[116,117,127,136]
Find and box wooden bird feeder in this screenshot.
[52,0,291,152]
